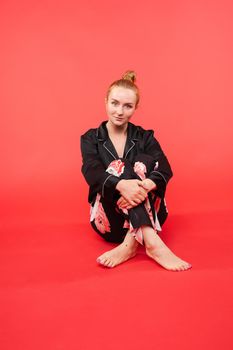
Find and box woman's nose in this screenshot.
[116,106,123,115]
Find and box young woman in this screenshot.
[81,71,192,271]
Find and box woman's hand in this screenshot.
[117,178,157,210]
[139,178,157,192]
[117,196,134,210]
[116,179,148,207]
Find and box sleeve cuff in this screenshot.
[102,175,121,201]
[147,173,167,198]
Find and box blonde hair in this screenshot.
[106,70,140,108]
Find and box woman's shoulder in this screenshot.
[81,121,107,141]
[129,122,155,138]
[81,127,97,138]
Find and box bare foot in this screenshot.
[143,227,192,271]
[97,233,138,268]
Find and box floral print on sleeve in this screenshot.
[133,161,147,180]
[106,160,125,177]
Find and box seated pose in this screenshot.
[80,70,192,271]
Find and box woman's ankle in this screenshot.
[123,233,139,249]
[142,227,165,250]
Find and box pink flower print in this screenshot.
[144,198,162,233]
[94,203,110,234]
[133,161,147,180]
[106,160,125,177]
[123,220,130,229]
[90,193,110,234]
[127,224,144,245]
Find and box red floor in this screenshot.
[0,210,232,350]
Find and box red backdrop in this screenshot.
[0,0,233,226]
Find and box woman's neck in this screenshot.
[106,120,128,136]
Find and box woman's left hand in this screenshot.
[117,196,134,210]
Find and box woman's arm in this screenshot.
[143,130,173,198]
[117,179,156,209]
[116,179,148,207]
[116,128,173,209]
[81,131,121,201]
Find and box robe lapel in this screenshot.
[103,138,118,159]
[97,121,139,160]
[123,122,138,158]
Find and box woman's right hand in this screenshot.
[116,179,148,206]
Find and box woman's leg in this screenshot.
[142,225,192,271]
[91,157,151,244]
[95,156,191,270]
[97,225,192,270]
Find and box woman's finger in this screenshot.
[139,187,148,196]
[117,198,123,206]
[120,202,129,208]
[137,193,147,201]
[131,197,142,205]
[117,196,128,206]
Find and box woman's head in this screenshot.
[105,71,140,127]
[106,70,140,108]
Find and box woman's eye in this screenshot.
[111,101,118,105]
[125,105,133,109]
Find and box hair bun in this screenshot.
[122,70,136,84]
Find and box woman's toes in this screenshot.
[105,259,113,267]
[175,266,182,271]
[181,263,191,271]
[171,264,185,272]
[178,264,185,270]
[97,255,108,265]
[108,261,115,268]
[182,262,189,269]
[96,257,102,263]
[181,266,187,271]
[101,258,109,266]
[97,255,104,262]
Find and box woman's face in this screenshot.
[105,86,137,127]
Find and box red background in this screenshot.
[0,1,233,350]
[1,0,233,225]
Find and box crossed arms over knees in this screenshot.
[116,178,157,209]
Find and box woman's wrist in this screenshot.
[140,178,157,191]
[116,179,126,192]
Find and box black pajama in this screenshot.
[81,121,173,245]
[90,155,168,244]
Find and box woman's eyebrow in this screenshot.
[111,98,133,105]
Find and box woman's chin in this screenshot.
[113,118,128,126]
